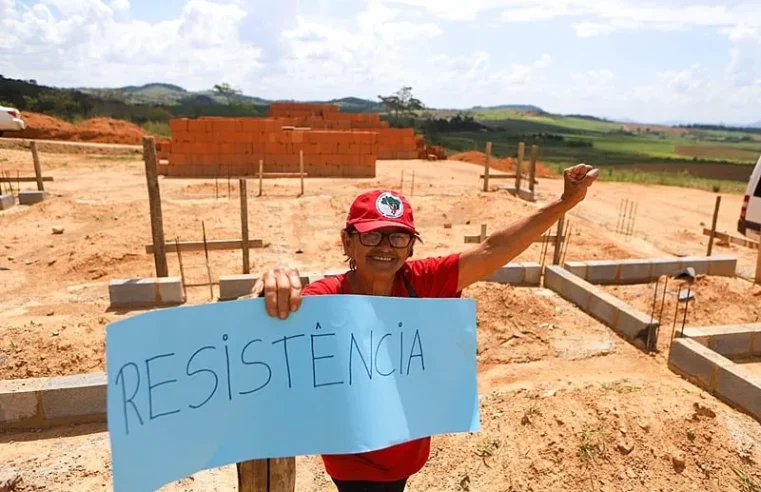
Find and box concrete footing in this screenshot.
[18,190,48,205]
[500,187,535,202]
[0,194,13,210]
[0,373,106,431]
[544,265,658,344]
[218,263,543,301]
[669,338,761,423]
[108,277,185,307]
[485,262,541,286]
[681,323,761,358]
[563,256,737,285]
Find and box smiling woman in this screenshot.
[243,164,599,492]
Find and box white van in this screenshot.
[739,153,761,241]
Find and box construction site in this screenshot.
[1,103,760,492]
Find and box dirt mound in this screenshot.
[15,112,76,140]
[13,112,149,145]
[449,150,555,177]
[71,117,149,144]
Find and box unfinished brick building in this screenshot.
[163,102,422,178]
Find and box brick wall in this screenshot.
[166,117,377,178]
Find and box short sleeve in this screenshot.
[403,252,461,298]
[302,275,344,296]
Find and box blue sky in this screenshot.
[2,0,760,125]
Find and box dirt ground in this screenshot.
[1,146,761,491]
[601,276,761,353]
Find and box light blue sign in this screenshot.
[106,295,480,492]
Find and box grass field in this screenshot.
[425,110,761,193]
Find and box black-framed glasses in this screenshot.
[353,231,415,248]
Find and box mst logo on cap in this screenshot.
[375,192,404,218]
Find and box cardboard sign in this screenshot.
[106,295,480,492]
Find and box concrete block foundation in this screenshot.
[218,274,258,300]
[108,277,185,307]
[681,323,761,358]
[544,265,658,343]
[0,194,13,210]
[669,338,761,423]
[18,190,48,205]
[565,256,736,284]
[0,374,107,431]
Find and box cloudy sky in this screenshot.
[2,0,760,125]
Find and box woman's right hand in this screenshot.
[239,264,303,319]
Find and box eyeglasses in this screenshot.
[353,231,415,248]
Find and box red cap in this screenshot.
[346,190,417,234]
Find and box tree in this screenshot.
[378,86,425,125]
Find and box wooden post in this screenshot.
[31,141,44,191]
[515,142,525,191]
[258,159,263,197]
[299,150,304,196]
[175,236,187,298]
[529,145,538,194]
[480,224,487,242]
[756,236,761,285]
[240,179,250,274]
[237,458,296,492]
[706,195,722,256]
[483,142,492,192]
[553,214,565,265]
[143,136,168,277]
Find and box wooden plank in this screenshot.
[483,142,491,192]
[515,142,525,190]
[238,457,296,492]
[145,238,264,254]
[31,141,44,191]
[702,228,759,250]
[529,145,538,193]
[707,195,722,256]
[757,236,761,284]
[163,172,307,180]
[143,136,168,277]
[0,176,53,183]
[479,174,538,183]
[240,179,250,274]
[465,234,564,244]
[553,214,565,265]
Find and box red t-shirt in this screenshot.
[301,252,462,482]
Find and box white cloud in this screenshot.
[1,0,264,90]
[384,0,761,39]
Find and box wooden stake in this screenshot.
[707,195,722,256]
[515,142,525,191]
[259,159,263,197]
[175,236,187,298]
[143,136,168,277]
[237,458,296,492]
[553,214,565,265]
[529,145,538,194]
[240,179,250,274]
[480,224,487,242]
[31,141,44,191]
[202,221,213,300]
[299,150,304,197]
[756,234,761,285]
[483,141,492,192]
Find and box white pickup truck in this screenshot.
[739,153,761,242]
[0,105,26,137]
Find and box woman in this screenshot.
[248,164,598,491]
